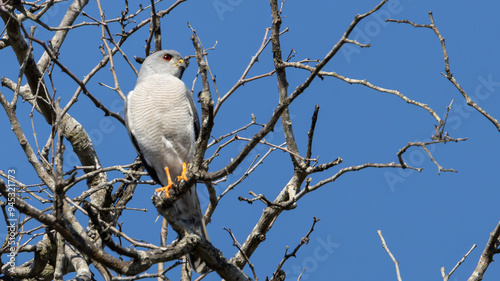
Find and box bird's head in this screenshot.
[138,50,188,80]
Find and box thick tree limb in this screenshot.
[467,221,500,281]
[270,0,306,170]
[0,234,52,278]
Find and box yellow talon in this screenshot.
[176,162,189,182]
[155,167,175,197]
[155,164,189,196]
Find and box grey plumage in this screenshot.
[125,50,208,273]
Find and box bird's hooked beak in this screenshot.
[177,57,190,69]
[175,58,187,68]
[175,58,188,78]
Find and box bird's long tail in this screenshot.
[173,184,209,273]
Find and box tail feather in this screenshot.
[173,184,209,274]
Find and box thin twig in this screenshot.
[396,139,467,174]
[26,35,125,125]
[218,146,278,200]
[235,136,316,162]
[269,217,320,281]
[283,61,443,124]
[441,244,476,281]
[223,228,258,281]
[377,230,403,281]
[387,13,500,131]
[306,105,319,166]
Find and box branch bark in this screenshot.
[468,221,500,281]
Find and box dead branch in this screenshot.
[441,244,476,281]
[269,217,319,281]
[387,12,500,131]
[377,230,403,281]
[467,221,500,281]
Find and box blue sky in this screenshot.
[1,0,500,280]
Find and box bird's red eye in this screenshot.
[163,54,172,61]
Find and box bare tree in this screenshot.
[0,0,498,280]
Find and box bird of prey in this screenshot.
[124,50,208,273]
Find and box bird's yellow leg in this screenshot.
[155,167,175,197]
[176,162,189,182]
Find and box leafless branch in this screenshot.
[441,244,476,281]
[306,105,319,166]
[96,0,126,100]
[26,35,125,124]
[235,136,315,162]
[377,230,403,281]
[232,0,391,269]
[218,146,278,201]
[224,228,258,281]
[387,12,500,131]
[112,262,182,281]
[213,27,287,116]
[188,22,220,100]
[190,23,215,179]
[302,162,420,199]
[202,180,218,224]
[467,221,500,281]
[152,195,252,281]
[207,114,263,148]
[396,138,467,174]
[269,217,320,281]
[0,90,55,189]
[283,62,443,124]
[270,0,304,170]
